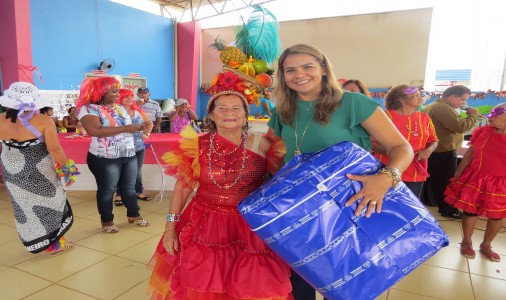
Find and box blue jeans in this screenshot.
[87,152,140,223]
[116,148,145,196]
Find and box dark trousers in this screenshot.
[426,151,458,215]
[87,152,140,222]
[291,270,316,300]
[116,148,146,196]
[404,181,424,200]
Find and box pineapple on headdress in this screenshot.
[207,5,281,105]
[209,37,247,68]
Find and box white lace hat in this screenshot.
[0,82,51,110]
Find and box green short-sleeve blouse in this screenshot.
[268,92,378,163]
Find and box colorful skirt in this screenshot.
[147,199,292,300]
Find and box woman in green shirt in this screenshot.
[267,44,414,300]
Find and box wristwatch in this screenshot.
[377,167,402,188]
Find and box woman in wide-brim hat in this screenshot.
[0,81,77,256]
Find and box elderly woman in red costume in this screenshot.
[76,77,149,233]
[147,70,291,300]
[444,103,506,262]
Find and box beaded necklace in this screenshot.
[208,131,247,189]
[404,114,419,137]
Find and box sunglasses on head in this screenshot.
[488,107,506,118]
[403,86,418,94]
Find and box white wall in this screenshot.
[201,8,433,88]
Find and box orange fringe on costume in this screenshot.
[161,126,200,188]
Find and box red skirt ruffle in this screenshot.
[445,168,506,219]
[148,199,292,300]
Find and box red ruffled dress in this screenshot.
[444,126,506,219]
[148,128,292,300]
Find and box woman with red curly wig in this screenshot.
[114,89,154,205]
[76,77,150,233]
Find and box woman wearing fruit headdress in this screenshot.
[147,68,291,300]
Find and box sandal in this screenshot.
[46,237,75,257]
[137,194,151,201]
[48,243,75,257]
[480,244,501,262]
[114,195,123,206]
[128,217,150,227]
[101,222,119,233]
[460,242,475,259]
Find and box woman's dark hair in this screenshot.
[342,79,372,98]
[39,107,53,115]
[67,106,76,114]
[6,109,19,123]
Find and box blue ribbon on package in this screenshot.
[239,142,449,300]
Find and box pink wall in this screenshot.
[177,21,201,109]
[0,0,33,89]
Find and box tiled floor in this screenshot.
[0,189,505,300]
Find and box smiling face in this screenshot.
[209,94,247,131]
[403,92,424,109]
[102,89,120,105]
[282,53,326,101]
[120,94,135,108]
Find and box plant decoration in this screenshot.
[208,5,281,105]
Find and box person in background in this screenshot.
[259,91,276,118]
[62,106,80,133]
[372,85,439,199]
[0,82,77,256]
[77,77,149,233]
[341,79,372,98]
[147,70,292,300]
[114,89,154,205]
[168,98,198,134]
[268,43,413,300]
[444,103,506,262]
[40,106,60,129]
[137,87,162,133]
[422,85,479,219]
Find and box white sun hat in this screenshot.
[0,82,51,110]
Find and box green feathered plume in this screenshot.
[235,5,281,64]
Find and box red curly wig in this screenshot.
[76,77,121,109]
[117,89,148,120]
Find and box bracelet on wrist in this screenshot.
[377,167,402,188]
[166,213,182,222]
[55,159,80,183]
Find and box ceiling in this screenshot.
[148,0,277,21]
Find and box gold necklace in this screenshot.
[294,108,313,156]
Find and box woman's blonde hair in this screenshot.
[273,44,343,125]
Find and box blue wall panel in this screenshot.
[30,0,175,99]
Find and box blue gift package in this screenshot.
[239,142,449,300]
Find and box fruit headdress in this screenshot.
[207,5,281,107]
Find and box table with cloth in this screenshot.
[58,133,180,190]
